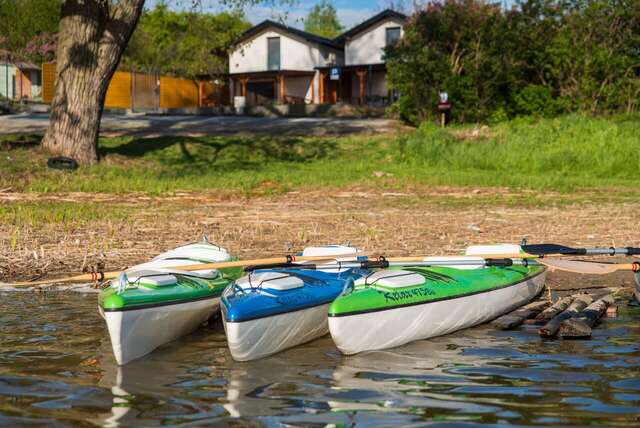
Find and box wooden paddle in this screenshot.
[1,252,369,288]
[538,258,640,274]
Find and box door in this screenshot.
[132,71,160,111]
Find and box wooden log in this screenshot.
[559,295,614,338]
[534,295,574,324]
[539,294,593,338]
[491,300,550,330]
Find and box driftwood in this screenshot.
[539,294,593,338]
[535,296,574,324]
[491,300,550,330]
[559,295,614,338]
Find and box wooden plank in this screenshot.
[539,294,593,338]
[491,300,550,330]
[559,295,614,338]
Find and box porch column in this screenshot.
[310,73,315,104]
[239,78,248,97]
[356,69,367,105]
[278,73,285,104]
[319,71,325,104]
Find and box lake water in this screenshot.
[0,291,638,427]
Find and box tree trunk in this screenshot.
[42,0,145,165]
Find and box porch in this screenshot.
[230,70,316,106]
[315,64,395,106]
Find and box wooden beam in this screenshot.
[356,69,367,105]
[239,78,248,97]
[279,74,285,104]
[319,71,325,104]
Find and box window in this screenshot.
[267,37,281,71]
[385,27,401,47]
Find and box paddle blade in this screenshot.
[538,258,621,274]
[522,244,585,256]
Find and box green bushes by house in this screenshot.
[386,0,640,125]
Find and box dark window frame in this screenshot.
[267,37,281,71]
[385,27,401,47]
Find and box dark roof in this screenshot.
[235,20,343,50]
[334,9,407,43]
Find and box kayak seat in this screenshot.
[357,270,425,289]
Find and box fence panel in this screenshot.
[199,81,230,107]
[160,76,199,109]
[104,71,132,109]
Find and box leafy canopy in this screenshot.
[0,0,60,62]
[304,0,344,38]
[121,2,251,78]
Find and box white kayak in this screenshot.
[98,240,238,365]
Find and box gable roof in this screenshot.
[334,9,407,43]
[235,20,343,50]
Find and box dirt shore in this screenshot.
[1,187,638,295]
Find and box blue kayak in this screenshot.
[221,268,364,361]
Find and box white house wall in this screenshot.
[345,18,405,66]
[229,29,342,74]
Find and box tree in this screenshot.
[120,3,250,78]
[42,0,288,165]
[304,0,343,38]
[42,0,146,165]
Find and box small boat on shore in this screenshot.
[98,240,241,365]
[328,245,546,355]
[221,245,363,361]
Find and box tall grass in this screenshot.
[396,114,640,190]
[1,114,639,195]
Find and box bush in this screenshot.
[387,0,640,124]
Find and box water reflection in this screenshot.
[1,292,639,426]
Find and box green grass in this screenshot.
[0,201,131,228]
[1,113,639,198]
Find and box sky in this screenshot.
[147,0,402,30]
[149,1,517,31]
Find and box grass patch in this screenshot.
[0,202,131,228]
[2,113,639,198]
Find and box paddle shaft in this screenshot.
[245,258,527,271]
[3,253,367,288]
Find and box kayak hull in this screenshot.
[100,297,219,365]
[222,303,330,362]
[329,269,546,355]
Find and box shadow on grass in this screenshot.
[99,135,339,170]
[0,134,42,150]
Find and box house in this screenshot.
[0,54,42,100]
[228,9,406,107]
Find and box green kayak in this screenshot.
[98,241,242,365]
[328,253,546,354]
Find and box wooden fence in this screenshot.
[41,64,229,109]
